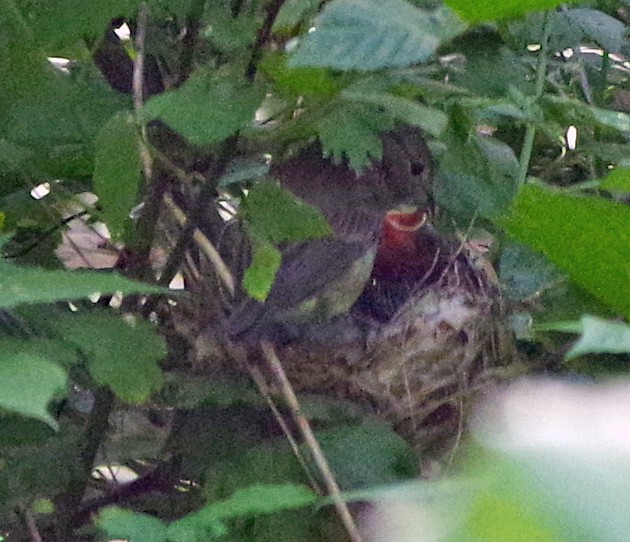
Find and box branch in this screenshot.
[260,341,364,542]
[516,10,553,190]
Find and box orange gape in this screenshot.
[372,208,436,283]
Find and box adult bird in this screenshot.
[225,127,434,343]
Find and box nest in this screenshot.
[253,248,516,453]
[170,228,518,455]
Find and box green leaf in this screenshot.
[502,184,630,319]
[444,0,564,23]
[0,352,66,428]
[436,132,517,220]
[201,484,316,520]
[5,73,132,179]
[273,0,317,33]
[590,107,630,132]
[564,315,630,360]
[0,1,51,120]
[18,0,140,50]
[0,260,167,308]
[599,167,630,193]
[97,506,168,542]
[499,242,563,301]
[49,312,165,403]
[242,241,281,301]
[93,112,142,239]
[142,72,264,145]
[243,181,332,244]
[316,102,396,171]
[562,9,627,54]
[289,0,466,71]
[308,423,416,490]
[261,53,341,97]
[202,10,258,53]
[340,90,447,137]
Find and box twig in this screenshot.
[163,194,235,294]
[247,364,323,495]
[21,509,43,542]
[245,0,285,82]
[260,341,364,542]
[516,10,553,190]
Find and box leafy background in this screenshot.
[2,0,630,540]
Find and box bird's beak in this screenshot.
[384,207,428,231]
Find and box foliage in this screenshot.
[1,0,630,540]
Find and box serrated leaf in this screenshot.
[445,0,564,23]
[97,506,168,542]
[49,312,165,403]
[341,90,447,137]
[243,181,332,243]
[0,260,167,308]
[564,315,630,360]
[0,353,66,428]
[316,102,396,171]
[290,0,466,71]
[502,184,630,319]
[142,72,264,145]
[93,112,142,239]
[243,241,281,301]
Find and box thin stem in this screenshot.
[260,341,364,542]
[517,10,554,190]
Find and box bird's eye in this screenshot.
[410,162,425,176]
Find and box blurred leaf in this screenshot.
[4,73,131,178]
[18,0,140,50]
[261,53,341,97]
[93,112,142,239]
[445,0,564,23]
[0,352,66,428]
[142,72,264,145]
[500,242,563,301]
[49,312,165,403]
[173,483,316,542]
[316,101,397,171]
[599,167,630,193]
[503,184,630,319]
[0,2,51,120]
[202,10,258,53]
[243,182,332,244]
[273,0,316,33]
[201,484,317,519]
[590,107,630,132]
[289,0,466,71]
[218,157,270,187]
[547,315,630,360]
[436,132,517,221]
[0,260,167,308]
[97,506,168,542]
[243,241,281,301]
[307,423,417,490]
[562,8,627,54]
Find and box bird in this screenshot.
[353,207,449,323]
[224,128,434,343]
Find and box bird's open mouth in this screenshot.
[384,208,428,231]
